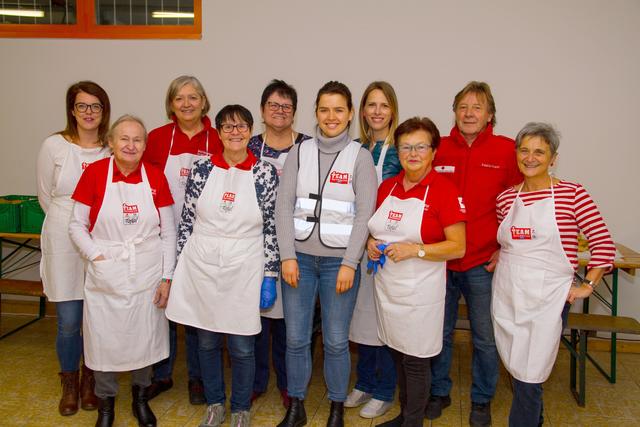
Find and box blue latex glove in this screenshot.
[367,243,390,275]
[260,277,277,309]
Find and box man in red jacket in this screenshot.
[428,82,521,427]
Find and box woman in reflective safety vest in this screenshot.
[275,81,377,427]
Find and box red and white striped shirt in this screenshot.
[496,180,615,271]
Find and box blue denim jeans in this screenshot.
[355,344,397,402]
[56,300,83,372]
[430,265,498,403]
[197,329,255,412]
[254,316,287,393]
[282,253,360,402]
[153,322,201,381]
[508,303,570,427]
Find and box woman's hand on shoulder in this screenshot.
[336,265,356,294]
[282,259,299,288]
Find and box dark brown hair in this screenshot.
[394,117,441,150]
[60,81,111,145]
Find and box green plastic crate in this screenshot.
[0,195,40,233]
[20,199,45,234]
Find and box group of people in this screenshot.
[36,76,616,427]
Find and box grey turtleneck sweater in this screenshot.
[275,127,377,269]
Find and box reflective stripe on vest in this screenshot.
[294,138,360,248]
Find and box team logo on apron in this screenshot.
[385,210,403,231]
[122,203,140,225]
[329,171,350,184]
[220,192,236,213]
[510,226,535,240]
[179,167,190,188]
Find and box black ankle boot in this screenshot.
[376,413,403,427]
[95,397,115,427]
[131,385,156,427]
[326,401,344,427]
[277,397,307,427]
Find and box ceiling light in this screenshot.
[0,8,45,18]
[151,11,194,19]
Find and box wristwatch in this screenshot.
[417,244,426,259]
[582,279,596,289]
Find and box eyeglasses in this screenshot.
[398,144,432,154]
[266,101,294,113]
[220,123,250,133]
[74,103,103,113]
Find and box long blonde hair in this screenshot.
[358,81,399,147]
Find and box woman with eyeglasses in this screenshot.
[37,81,111,417]
[346,81,401,419]
[275,81,378,427]
[143,75,223,405]
[367,117,466,427]
[247,80,311,409]
[166,105,279,427]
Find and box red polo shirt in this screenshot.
[72,157,174,231]
[143,115,223,171]
[432,125,521,271]
[376,169,466,244]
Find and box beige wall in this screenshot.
[1,0,639,321]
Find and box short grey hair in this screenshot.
[515,122,560,155]
[165,75,211,119]
[108,114,148,142]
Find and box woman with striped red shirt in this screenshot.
[492,122,614,427]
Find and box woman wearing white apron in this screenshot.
[70,115,176,427]
[144,75,222,404]
[492,122,615,427]
[166,105,279,427]
[346,81,402,419]
[367,117,466,427]
[36,81,111,416]
[275,81,378,427]
[247,80,311,409]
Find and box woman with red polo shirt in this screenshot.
[143,75,222,404]
[367,117,466,427]
[69,115,176,427]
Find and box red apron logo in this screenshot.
[81,162,90,170]
[385,210,403,231]
[122,203,139,225]
[329,171,350,184]
[220,192,236,213]
[511,226,533,240]
[180,167,190,177]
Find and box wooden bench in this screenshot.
[0,278,46,339]
[562,312,640,406]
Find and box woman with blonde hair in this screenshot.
[346,81,401,419]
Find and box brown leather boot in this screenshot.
[81,364,99,411]
[58,371,79,416]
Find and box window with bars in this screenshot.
[0,0,201,38]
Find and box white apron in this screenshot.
[368,184,447,357]
[164,125,211,228]
[258,135,292,319]
[40,142,109,301]
[492,181,574,383]
[166,164,264,335]
[83,158,169,372]
[349,142,390,345]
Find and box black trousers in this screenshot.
[390,348,432,427]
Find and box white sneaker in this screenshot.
[200,403,225,427]
[344,388,372,408]
[359,398,393,418]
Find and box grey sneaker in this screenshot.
[230,410,251,427]
[200,403,225,427]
